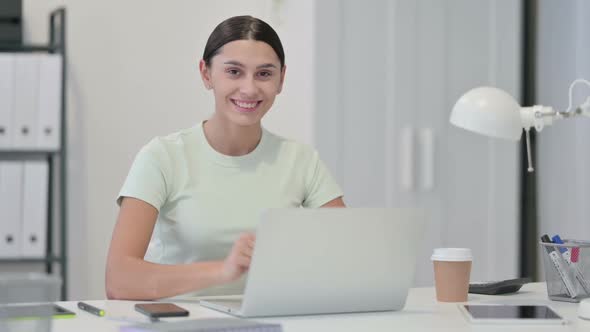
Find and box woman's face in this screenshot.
[200,39,286,128]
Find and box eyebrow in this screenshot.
[223,61,278,69]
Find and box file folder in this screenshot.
[20,160,48,258]
[0,53,15,149]
[0,161,23,258]
[36,54,62,150]
[12,54,39,150]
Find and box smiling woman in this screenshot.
[199,39,284,144]
[105,15,345,301]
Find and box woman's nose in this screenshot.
[239,76,259,96]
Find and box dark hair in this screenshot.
[202,16,285,69]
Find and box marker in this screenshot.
[552,235,571,262]
[77,302,105,317]
[541,235,577,298]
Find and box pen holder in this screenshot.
[540,240,590,303]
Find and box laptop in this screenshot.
[199,208,425,317]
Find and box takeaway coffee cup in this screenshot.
[431,248,472,302]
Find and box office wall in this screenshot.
[537,1,590,261]
[315,0,521,285]
[23,0,315,300]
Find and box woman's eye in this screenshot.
[226,69,240,76]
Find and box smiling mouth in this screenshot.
[231,99,262,113]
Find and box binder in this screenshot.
[36,54,62,150]
[0,161,23,258]
[0,53,15,149]
[12,54,39,150]
[20,160,48,258]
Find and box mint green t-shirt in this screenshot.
[117,122,343,295]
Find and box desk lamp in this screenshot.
[449,79,590,172]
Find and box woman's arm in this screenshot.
[321,196,346,207]
[105,197,253,300]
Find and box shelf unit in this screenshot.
[0,7,68,300]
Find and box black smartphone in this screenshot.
[134,303,189,318]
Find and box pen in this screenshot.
[77,302,105,317]
[541,235,577,298]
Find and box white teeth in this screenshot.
[234,100,258,109]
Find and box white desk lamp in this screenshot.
[450,79,590,172]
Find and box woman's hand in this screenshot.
[219,233,256,283]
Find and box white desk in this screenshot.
[49,283,589,331]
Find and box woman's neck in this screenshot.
[202,115,262,156]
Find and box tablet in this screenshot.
[459,304,567,325]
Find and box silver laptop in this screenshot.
[199,208,425,317]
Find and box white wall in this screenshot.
[537,1,590,258]
[23,0,315,300]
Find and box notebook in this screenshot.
[200,208,425,317]
[119,318,281,332]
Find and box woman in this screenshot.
[105,15,345,300]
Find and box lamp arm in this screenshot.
[564,79,590,114]
[524,79,590,126]
[542,97,590,119]
[518,79,590,173]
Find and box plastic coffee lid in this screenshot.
[431,248,473,261]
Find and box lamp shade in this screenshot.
[450,87,523,141]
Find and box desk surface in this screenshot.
[45,283,589,331]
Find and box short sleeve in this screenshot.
[302,150,344,208]
[117,139,169,212]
